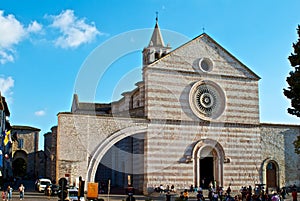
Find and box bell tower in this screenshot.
[142,15,171,65]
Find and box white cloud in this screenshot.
[34,110,46,116]
[0,10,25,64]
[0,76,14,96]
[0,10,43,64]
[0,50,14,64]
[0,9,101,64]
[0,10,25,48]
[49,9,100,48]
[27,21,43,33]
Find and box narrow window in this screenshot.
[18,138,24,149]
[155,52,160,60]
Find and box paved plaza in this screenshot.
[3,189,299,201]
[4,180,300,201]
[95,192,300,201]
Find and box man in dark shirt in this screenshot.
[166,191,172,201]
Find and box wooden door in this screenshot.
[266,162,277,188]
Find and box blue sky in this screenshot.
[0,0,300,150]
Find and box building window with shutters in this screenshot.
[18,138,24,149]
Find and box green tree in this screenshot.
[284,25,300,154]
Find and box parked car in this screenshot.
[44,184,60,196]
[35,178,52,192]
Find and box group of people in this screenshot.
[202,184,298,201]
[163,184,298,201]
[1,184,25,201]
[154,184,176,193]
[239,185,298,201]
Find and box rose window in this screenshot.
[189,80,225,120]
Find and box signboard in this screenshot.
[87,182,98,199]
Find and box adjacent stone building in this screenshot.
[11,125,41,179]
[53,20,300,194]
[1,92,45,183]
[44,126,57,182]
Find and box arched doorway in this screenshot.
[261,159,280,191]
[12,150,28,178]
[266,161,277,189]
[193,139,225,189]
[12,158,27,177]
[199,147,217,188]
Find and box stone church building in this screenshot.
[54,20,300,194]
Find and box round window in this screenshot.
[189,80,225,120]
[199,58,213,72]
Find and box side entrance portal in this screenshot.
[266,161,277,189]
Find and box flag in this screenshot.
[4,130,11,146]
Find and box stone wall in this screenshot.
[260,123,300,187]
[44,132,52,179]
[144,121,261,193]
[51,126,57,182]
[43,126,58,182]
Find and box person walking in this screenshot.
[292,188,298,201]
[6,186,13,201]
[18,184,25,200]
[46,185,52,199]
[166,191,172,201]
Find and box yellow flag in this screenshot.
[4,130,11,146]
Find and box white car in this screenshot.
[36,178,52,192]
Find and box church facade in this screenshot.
[55,21,300,194]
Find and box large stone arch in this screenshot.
[13,150,28,160]
[192,139,225,188]
[85,125,148,183]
